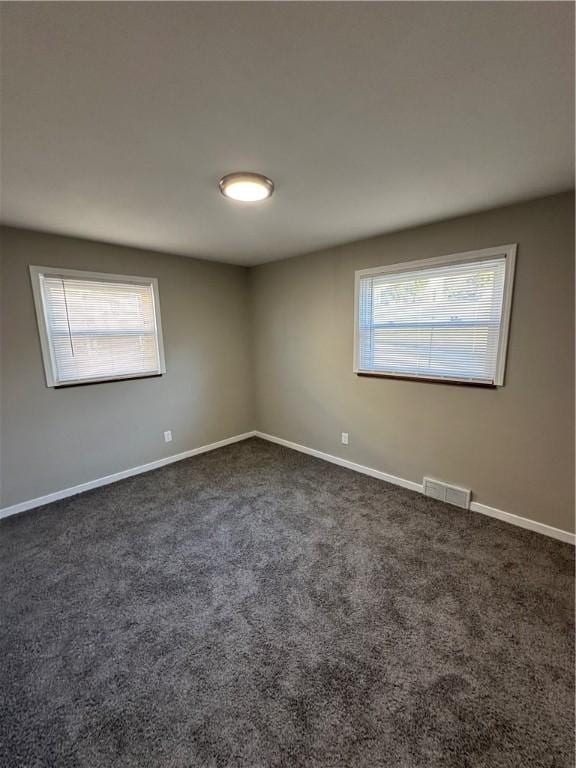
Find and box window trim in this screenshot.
[353,244,517,386]
[29,265,167,388]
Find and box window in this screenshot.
[30,266,166,387]
[354,245,516,386]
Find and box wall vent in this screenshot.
[423,478,471,510]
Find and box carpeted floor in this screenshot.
[0,437,573,768]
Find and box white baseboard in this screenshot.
[2,428,573,545]
[468,500,575,545]
[254,431,575,545]
[253,431,423,493]
[0,431,257,521]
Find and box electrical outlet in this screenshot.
[341,432,349,446]
[164,430,172,443]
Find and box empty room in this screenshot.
[0,2,574,766]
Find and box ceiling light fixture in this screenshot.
[219,172,274,202]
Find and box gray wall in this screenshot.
[2,193,574,533]
[251,193,575,533]
[0,226,255,507]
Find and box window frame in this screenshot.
[29,265,167,388]
[353,244,517,387]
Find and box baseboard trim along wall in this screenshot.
[1,428,574,545]
[253,431,576,545]
[0,432,257,521]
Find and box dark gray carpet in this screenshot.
[1,437,573,768]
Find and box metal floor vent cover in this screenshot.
[423,477,471,509]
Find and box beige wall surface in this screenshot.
[251,193,575,533]
[0,227,254,507]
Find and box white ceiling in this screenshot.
[1,2,574,266]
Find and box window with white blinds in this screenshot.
[354,245,516,386]
[30,267,166,387]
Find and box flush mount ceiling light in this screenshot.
[219,172,274,202]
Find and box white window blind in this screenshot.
[30,267,166,387]
[354,246,516,386]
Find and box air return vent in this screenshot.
[423,478,471,510]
